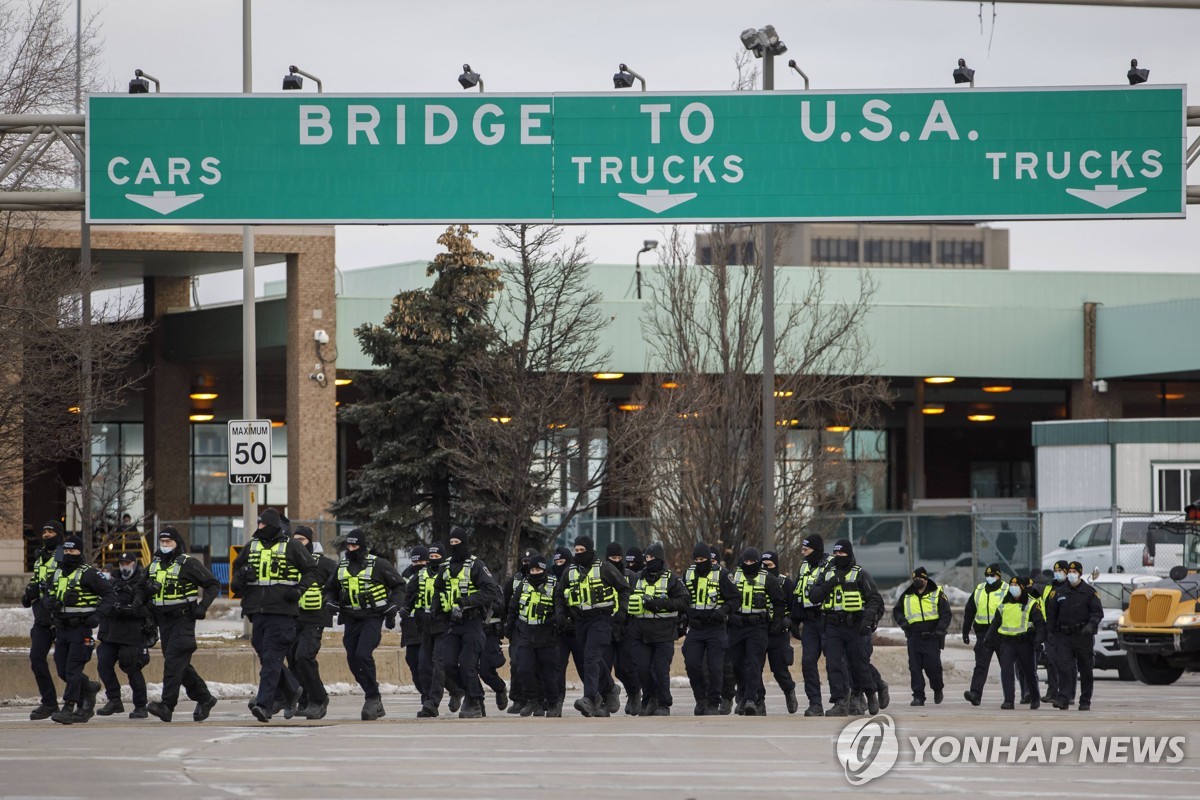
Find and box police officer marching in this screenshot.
[145,527,221,723]
[431,527,504,719]
[289,526,337,720]
[727,547,787,716]
[892,566,951,706]
[502,547,537,715]
[23,521,65,720]
[627,542,688,716]
[1047,560,1103,711]
[48,536,114,724]
[681,541,735,716]
[325,528,406,720]
[760,550,799,715]
[400,546,430,705]
[506,553,564,717]
[962,563,1008,707]
[231,507,317,723]
[96,552,152,719]
[790,534,831,717]
[404,542,463,717]
[607,540,640,715]
[807,539,883,717]
[985,575,1046,710]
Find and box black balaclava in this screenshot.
[739,547,761,577]
[831,538,855,569]
[643,542,666,578]
[802,534,825,566]
[427,543,445,572]
[520,547,538,576]
[527,555,549,587]
[60,538,84,571]
[552,546,573,579]
[157,526,185,563]
[573,535,595,570]
[344,529,368,563]
[293,525,315,554]
[761,550,780,576]
[448,527,470,562]
[605,541,625,568]
[41,521,64,552]
[692,542,712,576]
[625,546,644,574]
[411,545,429,565]
[256,507,283,542]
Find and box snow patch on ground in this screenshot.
[0,606,33,637]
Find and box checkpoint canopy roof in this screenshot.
[86,86,1187,225]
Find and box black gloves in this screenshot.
[283,587,302,603]
[21,584,36,607]
[193,605,208,621]
[1081,623,1096,637]
[962,631,970,645]
[769,618,787,636]
[86,614,100,628]
[385,614,397,630]
[450,606,464,622]
[920,630,933,640]
[710,609,728,625]
[857,619,873,636]
[644,597,667,613]
[612,610,628,625]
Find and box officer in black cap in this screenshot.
[402,542,464,716]
[287,526,337,720]
[1047,560,1103,711]
[606,540,638,715]
[48,536,114,724]
[503,547,539,715]
[892,566,951,705]
[23,521,65,720]
[807,539,882,716]
[760,550,799,714]
[506,554,564,716]
[984,576,1045,710]
[728,546,788,716]
[400,546,430,702]
[790,534,831,716]
[555,534,631,717]
[1034,560,1069,703]
[428,527,503,718]
[324,528,406,720]
[962,563,1008,706]
[231,507,318,722]
[145,527,221,723]
[96,552,151,718]
[681,541,735,715]
[628,542,688,715]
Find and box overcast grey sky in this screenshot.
[85,0,1199,302]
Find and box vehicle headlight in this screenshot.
[1101,620,1118,631]
[1117,614,1126,627]
[1173,614,1200,626]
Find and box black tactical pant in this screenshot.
[405,643,425,699]
[508,630,531,704]
[435,618,487,702]
[289,624,328,706]
[344,615,384,698]
[968,626,1003,699]
[479,628,507,695]
[29,622,58,706]
[682,622,727,707]
[516,641,564,707]
[1053,631,1095,705]
[157,613,210,710]
[727,617,769,705]
[97,640,148,708]
[251,614,299,708]
[613,628,641,699]
[53,623,94,705]
[999,637,1038,704]
[766,630,796,695]
[905,632,943,702]
[572,613,615,702]
[798,618,824,706]
[822,622,872,704]
[633,637,674,708]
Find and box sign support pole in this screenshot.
[761,55,776,553]
[240,0,257,554]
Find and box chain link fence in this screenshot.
[1039,507,1185,579]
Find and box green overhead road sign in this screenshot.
[86,86,1186,224]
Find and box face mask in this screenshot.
[119,565,135,579]
[1009,585,1021,598]
[61,553,82,570]
[741,561,759,576]
[644,557,664,575]
[1053,571,1065,582]
[574,550,595,569]
[158,543,176,556]
[449,541,469,561]
[694,559,712,577]
[528,571,547,587]
[985,576,998,586]
[1067,573,1081,585]
[913,580,928,592]
[347,547,365,562]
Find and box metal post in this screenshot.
[1110,503,1122,573]
[761,54,776,552]
[76,0,94,551]
[241,0,257,546]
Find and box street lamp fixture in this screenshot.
[953,58,975,87]
[458,64,484,92]
[1127,58,1149,85]
[787,59,810,90]
[635,239,658,300]
[128,69,160,94]
[283,65,323,92]
[613,64,645,91]
[740,25,788,59]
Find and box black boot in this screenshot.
[804,703,825,717]
[495,685,509,711]
[605,686,621,714]
[826,700,849,717]
[718,697,733,715]
[194,696,218,722]
[146,701,173,722]
[96,698,124,716]
[546,700,563,718]
[459,698,484,719]
[866,691,880,715]
[129,706,148,719]
[448,689,464,713]
[785,689,799,715]
[361,696,385,721]
[29,703,59,721]
[76,681,100,721]
[626,689,642,716]
[301,700,328,720]
[51,703,76,725]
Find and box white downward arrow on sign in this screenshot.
[617,189,698,214]
[1065,185,1147,210]
[125,190,206,215]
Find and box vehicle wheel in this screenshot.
[1116,662,1136,681]
[1128,653,1183,685]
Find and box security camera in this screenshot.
[1091,379,1108,393]
[314,329,330,344]
[310,372,326,383]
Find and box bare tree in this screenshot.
[630,225,889,567]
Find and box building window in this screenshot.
[938,239,985,265]
[69,423,146,535]
[863,239,931,265]
[190,423,288,507]
[970,460,1033,498]
[697,242,756,266]
[1153,464,1200,513]
[813,237,859,264]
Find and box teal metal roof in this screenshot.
[1033,418,1200,447]
[329,265,1200,378]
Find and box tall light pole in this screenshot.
[241,0,257,547]
[635,240,657,300]
[740,24,788,552]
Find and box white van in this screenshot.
[1041,516,1183,576]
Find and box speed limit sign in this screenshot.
[227,419,273,485]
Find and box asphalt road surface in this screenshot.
[1,673,1197,799]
